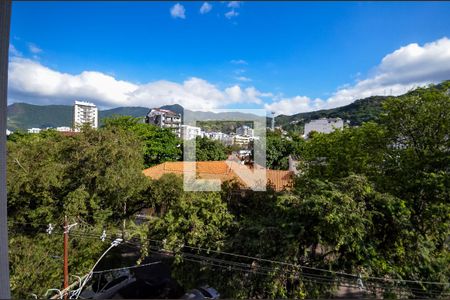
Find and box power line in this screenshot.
[133,242,449,297]
[18,229,446,299]
[11,222,450,293]
[146,248,449,298]
[92,261,162,274]
[67,232,450,288]
[144,239,450,287]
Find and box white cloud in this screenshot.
[170,3,186,19]
[28,43,42,54]
[7,57,270,111]
[200,2,212,14]
[326,37,450,108]
[9,44,22,57]
[225,9,239,19]
[8,58,138,107]
[9,37,450,116]
[265,96,325,116]
[266,37,450,115]
[227,1,240,8]
[230,59,247,65]
[236,76,252,82]
[224,86,271,104]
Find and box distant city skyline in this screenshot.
[7,1,450,115]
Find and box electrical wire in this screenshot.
[12,223,450,289]
[10,221,450,297]
[92,261,162,274]
[144,238,450,287]
[131,242,449,297]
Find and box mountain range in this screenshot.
[6,80,449,131]
[2,97,391,131]
[6,104,150,131]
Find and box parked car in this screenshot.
[182,286,219,300]
[80,270,136,299]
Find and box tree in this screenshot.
[292,84,450,296]
[195,136,229,161]
[103,115,182,167]
[149,191,234,251]
[146,174,184,216]
[301,122,386,180]
[7,127,151,298]
[266,131,304,170]
[379,85,450,257]
[62,127,150,222]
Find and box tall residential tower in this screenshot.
[73,101,98,131]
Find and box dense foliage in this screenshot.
[194,136,230,161]
[103,116,182,167]
[6,83,450,299]
[266,131,304,170]
[7,126,150,298]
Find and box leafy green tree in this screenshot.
[146,174,184,216]
[381,86,450,204]
[7,126,149,224]
[103,115,182,167]
[195,136,229,161]
[266,131,304,170]
[6,129,31,142]
[7,131,69,225]
[63,127,149,222]
[7,127,151,298]
[378,86,450,274]
[9,226,110,299]
[149,191,234,251]
[301,122,386,180]
[293,85,450,296]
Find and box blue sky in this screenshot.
[8,1,450,114]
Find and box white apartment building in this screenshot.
[56,126,72,132]
[303,118,344,138]
[204,131,233,146]
[180,125,202,140]
[236,125,254,137]
[145,108,182,137]
[233,134,251,146]
[27,128,42,134]
[73,101,98,131]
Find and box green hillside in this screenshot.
[6,103,149,130]
[99,107,149,123]
[7,81,450,131]
[275,80,450,132]
[7,103,74,131]
[275,96,386,132]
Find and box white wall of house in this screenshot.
[56,126,72,132]
[304,118,343,137]
[27,128,41,134]
[180,125,202,140]
[236,125,254,137]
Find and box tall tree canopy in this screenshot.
[103,115,182,167]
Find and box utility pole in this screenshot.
[0,1,12,298]
[271,111,275,131]
[64,217,69,300]
[63,217,77,300]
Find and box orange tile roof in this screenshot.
[143,161,294,192]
